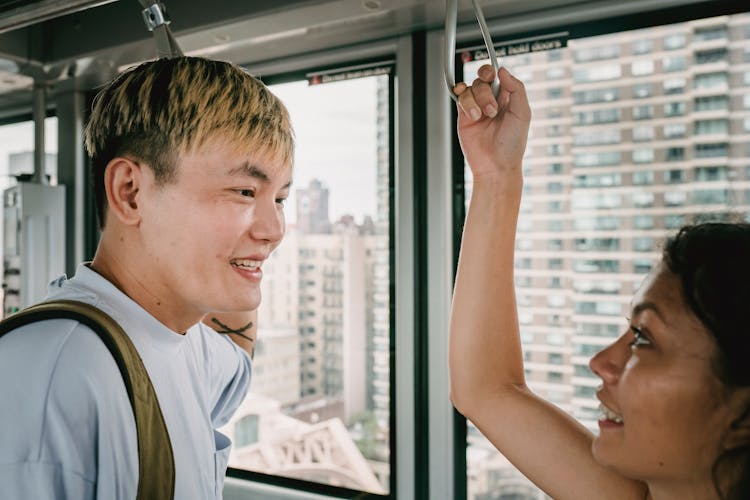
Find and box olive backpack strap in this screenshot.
[0,299,175,500]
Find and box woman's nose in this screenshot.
[589,334,631,385]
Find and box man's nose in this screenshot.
[249,200,285,243]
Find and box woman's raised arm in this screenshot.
[448,65,645,500]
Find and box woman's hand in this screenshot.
[454,65,531,185]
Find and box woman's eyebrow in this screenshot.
[631,301,668,324]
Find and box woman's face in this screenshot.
[589,263,744,486]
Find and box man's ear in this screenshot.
[103,157,142,226]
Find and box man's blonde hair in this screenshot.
[84,56,294,227]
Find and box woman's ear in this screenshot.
[103,157,142,226]
[724,391,750,449]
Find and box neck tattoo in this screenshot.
[210,317,255,343]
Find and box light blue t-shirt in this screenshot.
[0,264,252,499]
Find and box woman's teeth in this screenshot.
[599,403,624,424]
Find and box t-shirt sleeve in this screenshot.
[0,320,138,500]
[199,324,253,427]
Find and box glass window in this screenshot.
[694,25,728,42]
[694,189,729,205]
[632,171,654,185]
[574,172,622,188]
[461,13,750,499]
[633,105,654,120]
[573,259,620,273]
[695,48,728,64]
[575,108,620,125]
[633,83,654,98]
[665,147,685,161]
[574,238,620,251]
[633,148,654,163]
[663,123,687,138]
[663,55,686,72]
[633,39,653,54]
[234,415,259,447]
[665,214,686,229]
[694,72,728,89]
[694,95,728,111]
[573,88,619,104]
[695,119,728,135]
[575,129,621,146]
[633,237,654,252]
[573,64,621,82]
[574,45,619,62]
[632,59,654,76]
[633,129,654,145]
[573,216,620,231]
[664,33,687,49]
[546,67,566,79]
[633,215,654,229]
[0,118,58,284]
[664,191,687,206]
[695,143,729,158]
[574,151,621,167]
[222,71,392,495]
[695,166,728,182]
[632,192,654,207]
[663,77,686,94]
[664,169,686,183]
[663,101,686,117]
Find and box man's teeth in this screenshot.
[599,403,624,424]
[232,259,261,269]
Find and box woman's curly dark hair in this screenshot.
[663,223,750,500]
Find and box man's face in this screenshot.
[136,138,291,321]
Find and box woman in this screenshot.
[449,65,750,500]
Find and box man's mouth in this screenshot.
[230,258,262,270]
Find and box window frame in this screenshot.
[452,2,750,499]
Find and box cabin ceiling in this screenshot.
[0,0,721,108]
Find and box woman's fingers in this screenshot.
[471,77,498,118]
[454,66,529,123]
[497,67,531,120]
[456,83,482,122]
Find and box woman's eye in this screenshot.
[628,326,651,348]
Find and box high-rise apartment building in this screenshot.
[296,178,332,234]
[370,76,391,436]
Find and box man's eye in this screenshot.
[276,198,287,207]
[628,326,651,348]
[238,189,255,198]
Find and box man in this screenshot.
[0,56,293,499]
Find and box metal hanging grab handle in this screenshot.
[139,1,183,58]
[444,0,500,102]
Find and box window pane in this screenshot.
[220,73,391,495]
[462,11,750,500]
[0,118,58,287]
